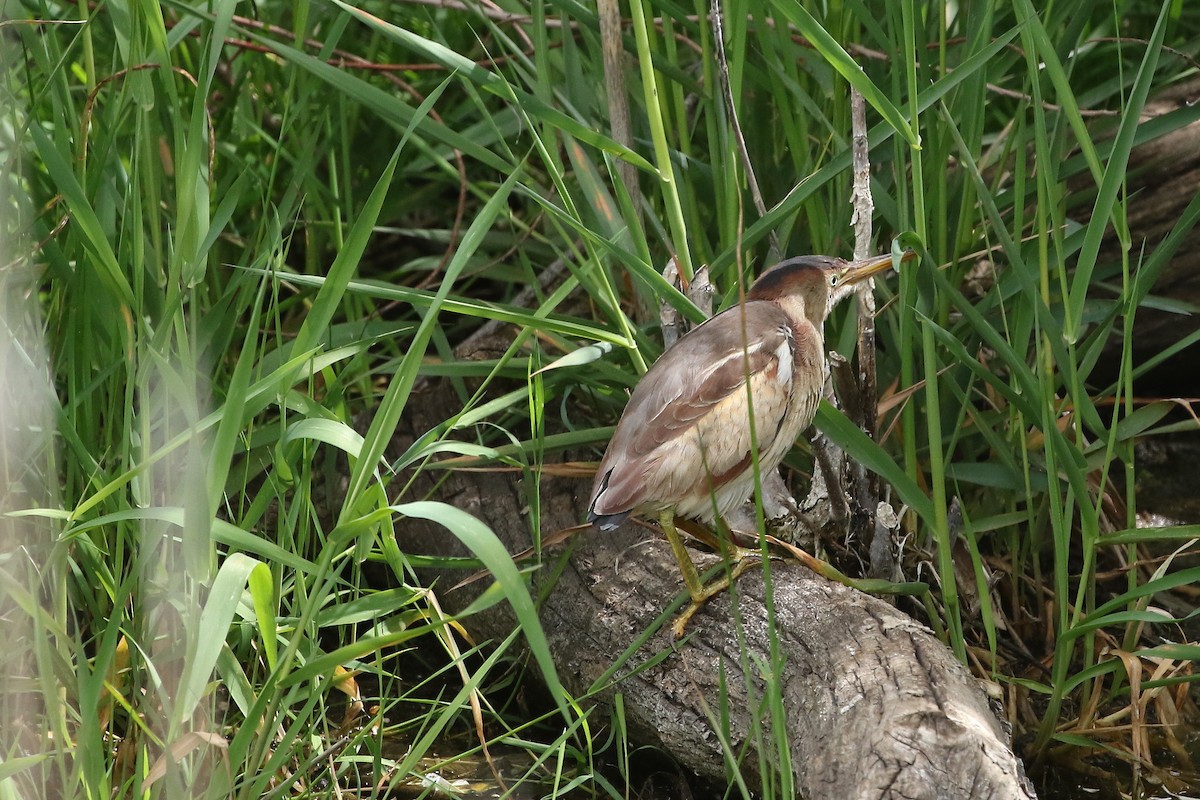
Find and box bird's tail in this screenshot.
[587,509,631,531]
[587,468,631,530]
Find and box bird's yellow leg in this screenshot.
[659,509,706,601]
[658,510,760,637]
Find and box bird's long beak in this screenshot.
[828,249,917,308]
[839,249,918,286]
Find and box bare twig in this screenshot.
[810,430,851,526]
[848,86,898,582]
[850,90,874,264]
[660,258,712,349]
[660,257,683,350]
[850,86,877,443]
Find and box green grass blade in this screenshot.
[250,31,511,172]
[27,124,135,309]
[176,553,270,728]
[769,1,917,147]
[815,402,933,523]
[331,1,654,173]
[1065,0,1172,341]
[288,79,450,367]
[393,501,574,724]
[240,270,634,346]
[63,508,317,574]
[340,170,521,520]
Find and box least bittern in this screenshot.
[588,251,913,635]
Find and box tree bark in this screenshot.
[395,380,1035,800]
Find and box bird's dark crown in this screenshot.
[747,255,844,301]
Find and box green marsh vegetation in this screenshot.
[2,0,1200,796]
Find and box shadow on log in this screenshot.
[395,380,1036,799]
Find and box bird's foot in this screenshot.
[671,547,761,638]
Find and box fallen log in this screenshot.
[395,379,1036,799]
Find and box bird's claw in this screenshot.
[671,550,762,638]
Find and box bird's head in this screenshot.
[747,251,916,327]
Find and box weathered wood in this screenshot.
[395,381,1035,799]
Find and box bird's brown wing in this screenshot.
[589,302,803,521]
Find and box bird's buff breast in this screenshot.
[669,357,821,524]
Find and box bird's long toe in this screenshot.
[671,552,762,638]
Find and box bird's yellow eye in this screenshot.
[829,274,840,287]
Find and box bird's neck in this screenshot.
[771,294,826,340]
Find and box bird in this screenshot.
[587,251,914,635]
